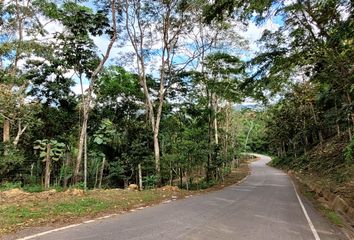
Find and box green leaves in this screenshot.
[33,139,65,162]
[93,119,117,146]
[202,52,246,102]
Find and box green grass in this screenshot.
[22,184,43,193]
[323,209,342,226]
[50,198,109,215]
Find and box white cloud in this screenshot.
[71,82,89,95]
[240,18,281,59]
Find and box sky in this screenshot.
[80,14,282,94]
[3,0,283,102]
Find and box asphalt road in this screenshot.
[15,154,348,240]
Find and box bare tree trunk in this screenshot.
[348,125,352,141]
[169,158,173,186]
[74,108,88,183]
[153,129,161,184]
[44,144,51,190]
[185,171,189,190]
[94,163,99,189]
[346,93,353,141]
[3,119,10,155]
[224,103,231,159]
[13,121,27,146]
[138,163,143,191]
[98,155,105,189]
[3,118,10,139]
[179,167,183,188]
[63,149,71,189]
[335,98,340,136]
[207,91,213,182]
[244,121,254,150]
[84,132,87,190]
[347,93,354,126]
[211,93,219,146]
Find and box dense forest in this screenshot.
[0,0,352,192]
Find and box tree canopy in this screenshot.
[0,0,352,191]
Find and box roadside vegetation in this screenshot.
[0,159,250,236]
[0,0,353,236]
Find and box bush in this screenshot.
[23,184,43,193]
[344,138,354,165]
[0,181,22,191]
[0,145,25,177]
[143,175,157,189]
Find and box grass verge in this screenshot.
[0,162,250,237]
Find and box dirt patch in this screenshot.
[0,189,30,204]
[159,186,180,192]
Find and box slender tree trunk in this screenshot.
[73,0,117,184]
[125,0,162,185]
[3,119,10,140]
[347,93,354,126]
[84,132,87,190]
[13,121,27,146]
[153,129,161,184]
[94,162,99,189]
[63,149,71,189]
[138,163,143,191]
[244,122,254,150]
[3,119,10,155]
[44,144,51,190]
[179,167,183,188]
[185,171,189,190]
[98,155,106,189]
[346,93,353,141]
[213,94,219,145]
[348,126,352,141]
[169,159,173,186]
[335,98,340,136]
[224,103,231,159]
[74,107,88,183]
[207,91,213,182]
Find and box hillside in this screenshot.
[271,133,354,229]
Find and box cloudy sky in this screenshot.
[5,0,282,97]
[72,16,282,92]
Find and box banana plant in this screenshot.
[34,139,65,189]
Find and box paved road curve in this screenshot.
[17,154,347,240]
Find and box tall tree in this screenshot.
[38,0,120,183]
